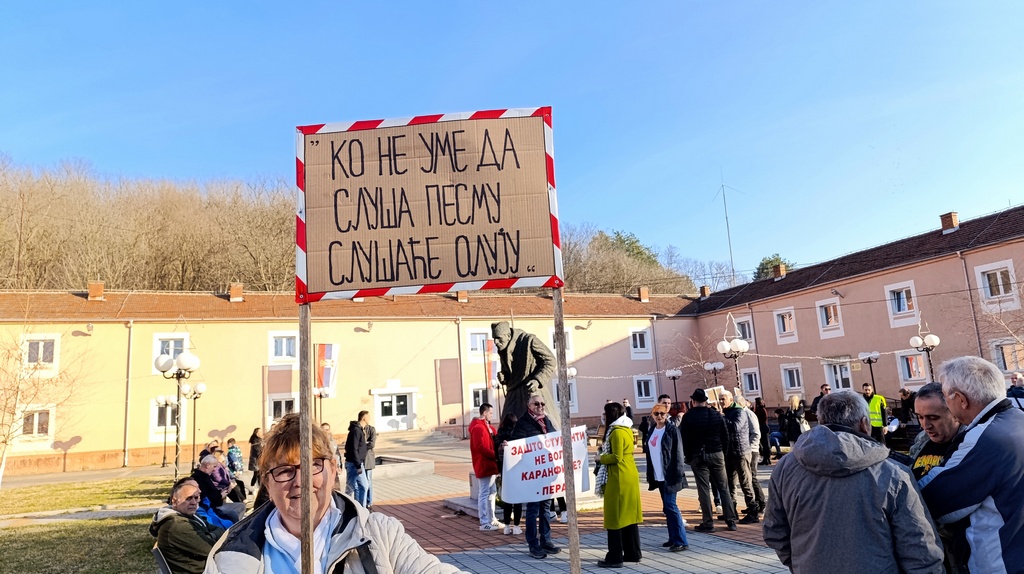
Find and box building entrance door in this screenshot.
[377,393,411,431]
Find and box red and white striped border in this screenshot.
[295,107,563,304]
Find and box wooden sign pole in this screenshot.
[299,304,314,574]
[553,287,581,574]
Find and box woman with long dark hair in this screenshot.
[247,427,262,487]
[596,402,643,567]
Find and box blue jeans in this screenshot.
[524,499,551,551]
[365,469,373,507]
[658,482,688,546]
[345,462,368,506]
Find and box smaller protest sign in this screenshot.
[500,425,591,504]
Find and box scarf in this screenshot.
[532,414,547,433]
[595,429,611,497]
[263,498,341,574]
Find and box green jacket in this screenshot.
[598,419,643,530]
[149,506,223,574]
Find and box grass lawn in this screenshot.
[0,515,154,573]
[0,477,169,515]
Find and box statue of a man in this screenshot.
[491,321,559,429]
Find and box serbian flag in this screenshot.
[315,343,340,398]
[485,339,498,389]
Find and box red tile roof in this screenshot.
[0,290,698,323]
[690,205,1024,314]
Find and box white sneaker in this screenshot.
[546,511,556,520]
[503,524,512,535]
[479,523,499,531]
[559,514,568,523]
[512,525,522,535]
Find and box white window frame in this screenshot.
[633,375,656,406]
[815,297,844,339]
[991,338,1024,372]
[780,363,803,395]
[466,329,491,363]
[629,328,652,360]
[734,316,755,349]
[548,327,574,361]
[151,332,191,375]
[975,260,1020,313]
[11,404,55,451]
[149,396,189,443]
[268,331,299,364]
[821,356,852,390]
[552,375,579,414]
[773,307,799,345]
[469,384,488,410]
[269,392,298,423]
[22,333,60,378]
[740,368,761,397]
[896,351,929,384]
[884,280,920,329]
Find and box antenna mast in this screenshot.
[720,171,737,287]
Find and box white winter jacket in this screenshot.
[204,492,465,574]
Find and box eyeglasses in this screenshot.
[652,412,667,417]
[267,458,328,483]
[531,402,545,407]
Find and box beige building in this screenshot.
[2,207,1022,476]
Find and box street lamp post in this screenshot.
[910,334,941,381]
[156,395,172,468]
[703,362,725,387]
[182,382,207,470]
[155,350,201,480]
[858,351,881,394]
[665,369,682,405]
[717,338,750,390]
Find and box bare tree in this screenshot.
[0,329,80,489]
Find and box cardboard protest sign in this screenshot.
[500,426,591,504]
[705,385,726,409]
[295,108,563,302]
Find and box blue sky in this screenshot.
[2,2,1021,278]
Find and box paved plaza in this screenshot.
[1,430,785,573]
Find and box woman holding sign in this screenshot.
[596,402,643,568]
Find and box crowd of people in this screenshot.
[148,355,1024,573]
[764,356,1024,573]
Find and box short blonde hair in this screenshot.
[258,412,335,476]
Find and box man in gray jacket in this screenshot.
[763,391,943,574]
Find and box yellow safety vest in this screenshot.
[867,394,887,427]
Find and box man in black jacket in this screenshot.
[343,410,369,506]
[511,394,562,560]
[679,388,737,532]
[191,456,245,522]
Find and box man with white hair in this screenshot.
[1008,371,1024,409]
[763,391,943,573]
[920,356,1024,573]
[720,390,761,524]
